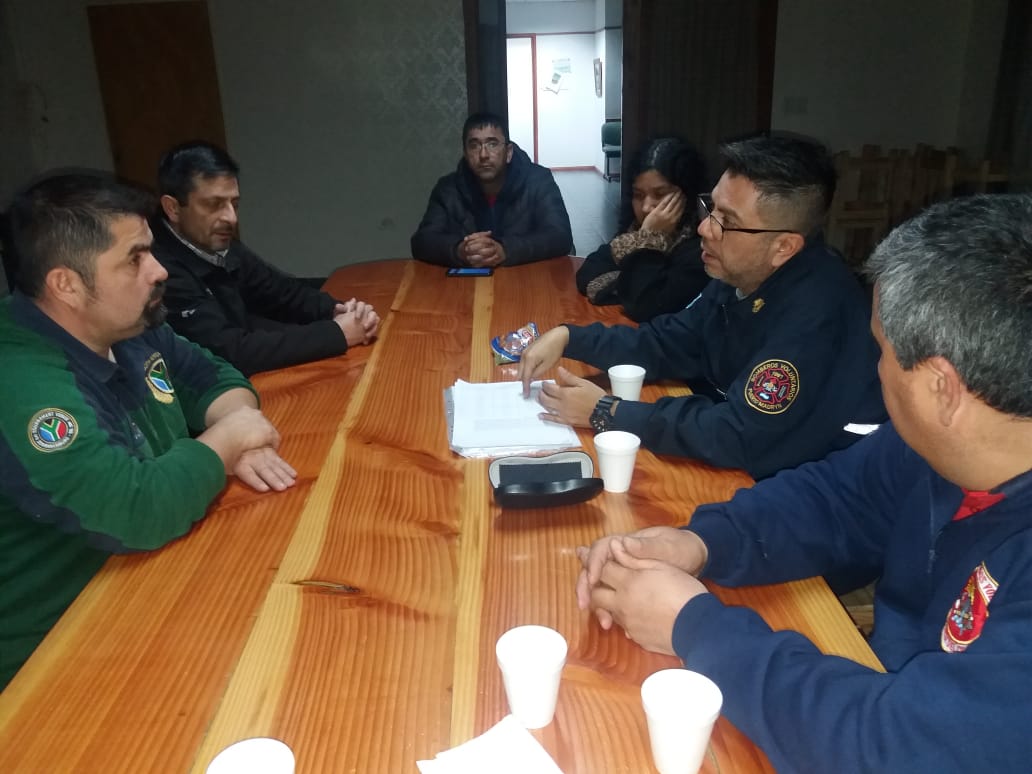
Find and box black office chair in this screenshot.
[601,121,622,182]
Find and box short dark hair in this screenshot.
[462,112,509,144]
[620,137,707,232]
[866,193,1032,418]
[8,172,154,298]
[718,133,836,236]
[157,141,239,204]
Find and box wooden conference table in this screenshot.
[0,258,880,773]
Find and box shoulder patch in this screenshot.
[28,408,78,452]
[744,359,799,414]
[941,562,998,653]
[143,352,175,404]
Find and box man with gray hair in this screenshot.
[575,194,1032,772]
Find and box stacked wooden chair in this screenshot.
[826,144,1009,268]
[826,146,899,267]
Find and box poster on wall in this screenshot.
[544,57,571,94]
[593,58,602,97]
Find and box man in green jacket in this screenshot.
[0,173,297,689]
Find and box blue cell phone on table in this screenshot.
[447,267,493,276]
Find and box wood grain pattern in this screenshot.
[0,258,881,773]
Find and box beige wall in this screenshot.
[772,0,1007,156]
[1,0,114,193]
[0,0,467,276]
[209,0,467,273]
[0,0,1011,275]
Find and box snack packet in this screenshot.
[491,322,540,364]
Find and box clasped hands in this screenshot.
[334,298,380,347]
[458,230,506,268]
[575,526,710,655]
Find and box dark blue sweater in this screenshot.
[564,240,887,478]
[678,424,1032,773]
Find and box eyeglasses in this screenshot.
[697,194,794,240]
[465,139,506,154]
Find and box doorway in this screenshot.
[506,31,606,171]
[506,35,537,159]
[504,1,622,175]
[502,1,623,256]
[87,0,227,188]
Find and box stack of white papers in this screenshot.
[416,715,565,774]
[446,380,580,457]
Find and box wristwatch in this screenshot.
[590,395,621,432]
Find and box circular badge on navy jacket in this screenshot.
[143,352,175,404]
[28,408,78,452]
[744,359,800,414]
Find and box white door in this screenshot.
[506,37,535,160]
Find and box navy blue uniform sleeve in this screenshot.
[411,178,464,266]
[689,425,906,588]
[674,579,1032,773]
[497,169,573,266]
[672,426,1032,772]
[565,302,711,382]
[602,291,878,478]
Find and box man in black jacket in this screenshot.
[411,112,574,267]
[518,135,887,480]
[151,142,379,376]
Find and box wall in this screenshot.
[771,0,1007,156]
[594,31,607,172]
[506,0,620,172]
[2,0,1013,273]
[506,37,536,155]
[506,0,595,34]
[0,0,467,276]
[603,27,621,119]
[0,0,115,204]
[535,33,600,167]
[0,3,39,208]
[209,0,467,273]
[954,0,1009,154]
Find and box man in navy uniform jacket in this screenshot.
[520,135,886,479]
[576,194,1032,773]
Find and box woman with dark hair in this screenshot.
[576,137,708,321]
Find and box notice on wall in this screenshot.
[544,57,571,94]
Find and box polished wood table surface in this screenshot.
[0,258,881,773]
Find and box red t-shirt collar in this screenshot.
[951,488,1006,521]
